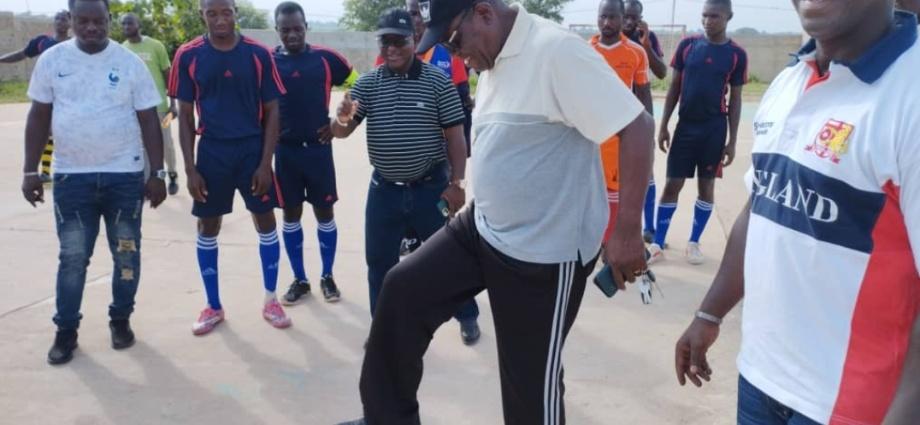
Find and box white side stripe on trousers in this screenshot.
[544,261,575,425]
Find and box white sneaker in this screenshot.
[686,242,705,265]
[647,243,664,265]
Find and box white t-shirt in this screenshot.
[471,5,643,264]
[28,39,162,173]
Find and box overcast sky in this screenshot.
[5,0,804,33]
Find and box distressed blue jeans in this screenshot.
[52,172,145,330]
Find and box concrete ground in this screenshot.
[0,96,757,425]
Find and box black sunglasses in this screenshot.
[377,35,412,48]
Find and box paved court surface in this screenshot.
[0,95,757,424]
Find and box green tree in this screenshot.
[521,0,572,22]
[236,0,269,29]
[340,0,573,30]
[340,0,405,31]
[109,0,265,56]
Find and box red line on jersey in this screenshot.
[830,181,920,424]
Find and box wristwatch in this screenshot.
[451,179,467,189]
[153,169,168,180]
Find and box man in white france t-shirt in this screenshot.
[21,0,167,366]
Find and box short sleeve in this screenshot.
[349,73,372,124]
[131,54,163,111]
[257,49,286,102]
[23,36,46,58]
[550,36,643,144]
[730,47,749,86]
[671,38,692,71]
[435,75,465,128]
[156,40,171,72]
[168,47,195,102]
[321,49,353,87]
[634,46,650,86]
[27,52,53,104]
[450,55,469,86]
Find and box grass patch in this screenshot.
[0,80,29,104]
[651,75,768,100]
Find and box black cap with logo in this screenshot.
[416,0,475,53]
[377,8,415,37]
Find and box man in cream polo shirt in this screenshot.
[344,1,655,424]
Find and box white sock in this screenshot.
[264,292,276,304]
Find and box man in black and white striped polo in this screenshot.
[330,8,481,343]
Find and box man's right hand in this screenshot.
[658,127,671,153]
[21,175,44,207]
[186,168,208,203]
[336,92,359,125]
[638,21,652,48]
[675,318,720,387]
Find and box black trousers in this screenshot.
[359,206,597,425]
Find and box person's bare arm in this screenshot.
[163,67,177,115]
[606,111,654,286]
[0,49,27,64]
[723,84,744,167]
[638,22,668,79]
[330,92,361,138]
[658,70,682,153]
[675,201,750,387]
[21,101,52,206]
[883,314,920,424]
[177,100,206,202]
[441,124,467,215]
[635,83,654,116]
[137,107,166,207]
[251,99,279,196]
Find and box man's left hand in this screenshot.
[441,184,466,216]
[722,143,736,167]
[251,164,273,197]
[145,178,167,208]
[604,228,648,290]
[317,124,334,144]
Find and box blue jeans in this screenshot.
[365,163,479,321]
[738,375,822,425]
[52,172,145,330]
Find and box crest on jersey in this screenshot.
[806,119,853,164]
[420,1,431,23]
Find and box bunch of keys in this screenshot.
[638,268,663,305]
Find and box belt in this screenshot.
[374,161,446,187]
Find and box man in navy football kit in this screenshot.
[650,0,746,266]
[169,0,290,335]
[272,2,358,305]
[2,10,72,182]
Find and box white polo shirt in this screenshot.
[740,12,920,424]
[28,39,162,174]
[471,5,643,264]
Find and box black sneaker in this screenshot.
[48,329,78,365]
[460,319,481,346]
[168,172,179,196]
[281,279,311,306]
[320,276,341,303]
[110,319,135,350]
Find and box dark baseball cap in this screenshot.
[377,8,415,37]
[416,0,475,53]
